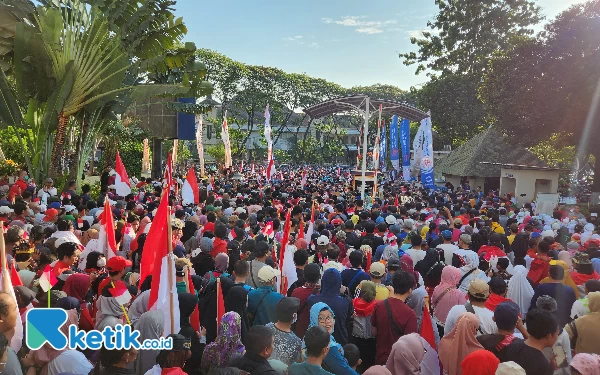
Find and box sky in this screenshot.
[173,0,585,90]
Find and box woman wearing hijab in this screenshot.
[460,350,499,375]
[540,260,580,298]
[431,266,465,337]
[95,289,125,332]
[438,312,483,375]
[363,366,392,375]
[128,290,150,326]
[22,309,79,375]
[458,252,489,293]
[14,285,35,322]
[178,292,204,374]
[62,273,94,331]
[385,333,425,375]
[351,281,377,372]
[134,310,164,375]
[415,248,444,300]
[204,253,230,282]
[570,353,600,375]
[200,275,235,344]
[306,302,358,375]
[507,265,535,316]
[566,291,600,355]
[402,254,429,333]
[224,286,249,345]
[46,350,94,375]
[201,311,245,374]
[401,254,424,287]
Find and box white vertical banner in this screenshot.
[264,104,272,163]
[172,139,178,172]
[142,138,150,175]
[412,120,425,176]
[195,114,205,177]
[222,111,232,168]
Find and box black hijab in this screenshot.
[224,286,249,344]
[14,286,35,309]
[414,248,444,288]
[199,276,234,344]
[178,292,197,329]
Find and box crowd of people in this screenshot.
[0,165,599,375]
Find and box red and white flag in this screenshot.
[182,167,199,205]
[300,170,307,188]
[279,210,297,295]
[109,280,132,306]
[38,265,57,292]
[266,158,276,181]
[114,150,131,197]
[141,191,180,336]
[98,197,117,259]
[216,278,225,324]
[222,112,232,168]
[305,203,316,240]
[262,222,274,239]
[264,104,272,162]
[240,161,244,173]
[251,162,255,174]
[186,270,200,332]
[163,152,173,190]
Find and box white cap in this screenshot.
[258,266,280,282]
[0,206,14,215]
[317,235,330,246]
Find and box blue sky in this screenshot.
[174,0,584,90]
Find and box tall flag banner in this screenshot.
[264,104,273,162]
[222,112,232,169]
[240,160,244,173]
[185,270,200,332]
[251,162,255,174]
[114,151,131,197]
[143,193,180,336]
[389,115,400,173]
[195,115,205,177]
[357,119,364,169]
[337,165,340,177]
[216,278,225,324]
[163,152,173,190]
[379,121,387,172]
[400,118,411,181]
[182,167,199,205]
[266,157,276,181]
[142,139,151,175]
[419,113,435,189]
[301,170,307,188]
[98,197,117,259]
[172,139,178,171]
[279,210,294,294]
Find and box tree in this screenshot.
[479,0,600,193]
[400,0,542,76]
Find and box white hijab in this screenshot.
[47,350,93,375]
[506,265,534,316]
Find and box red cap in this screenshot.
[331,218,344,226]
[43,208,59,222]
[106,256,132,271]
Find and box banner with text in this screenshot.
[389,115,399,173]
[400,118,411,181]
[379,121,387,172]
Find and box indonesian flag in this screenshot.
[337,165,340,177]
[279,211,297,295]
[394,196,399,207]
[163,152,173,190]
[266,157,276,181]
[182,167,199,206]
[109,280,132,306]
[305,203,316,240]
[141,191,180,336]
[264,104,272,162]
[222,112,232,169]
[251,162,255,174]
[420,303,437,349]
[216,278,225,324]
[300,170,307,188]
[262,222,274,239]
[0,231,22,351]
[298,220,305,240]
[186,271,200,332]
[240,161,244,173]
[114,150,131,197]
[38,265,57,292]
[97,197,117,259]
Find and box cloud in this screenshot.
[283,35,303,41]
[322,16,397,34]
[407,28,440,38]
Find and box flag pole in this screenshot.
[111,281,131,324]
[166,205,175,334]
[216,277,221,324]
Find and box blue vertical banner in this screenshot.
[400,119,411,181]
[420,115,435,189]
[379,121,387,172]
[389,115,399,173]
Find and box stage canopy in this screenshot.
[303,94,428,121]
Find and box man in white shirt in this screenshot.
[405,234,426,265]
[37,177,58,204]
[444,279,497,336]
[437,229,460,265]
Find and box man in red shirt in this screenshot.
[211,223,228,258]
[371,270,418,365]
[53,240,81,277]
[98,256,132,294]
[291,263,321,339]
[8,170,28,202]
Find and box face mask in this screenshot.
[292,313,297,324]
[97,257,107,268]
[24,176,29,181]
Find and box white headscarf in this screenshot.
[47,350,93,375]
[506,265,534,316]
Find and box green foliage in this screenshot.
[530,134,576,169]
[0,128,29,165]
[400,0,542,76]
[99,122,148,177]
[479,0,600,188]
[0,159,21,176]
